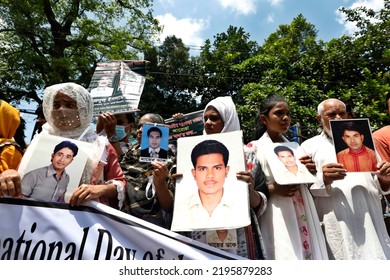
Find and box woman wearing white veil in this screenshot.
[36,82,126,208]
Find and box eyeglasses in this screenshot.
[323,111,347,118]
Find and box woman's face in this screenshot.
[52,92,81,130]
[261,101,291,134]
[204,106,224,135]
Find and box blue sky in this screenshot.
[152,0,385,52]
[20,0,385,143]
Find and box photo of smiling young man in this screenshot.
[22,140,79,202]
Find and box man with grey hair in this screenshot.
[301,98,390,260]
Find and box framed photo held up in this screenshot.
[18,134,93,203]
[330,118,379,172]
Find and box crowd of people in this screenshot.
[1,82,390,260]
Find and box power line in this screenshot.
[146,70,363,85]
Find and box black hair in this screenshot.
[125,112,135,124]
[341,121,364,135]
[191,139,229,168]
[35,104,45,119]
[386,93,390,111]
[339,99,356,118]
[274,145,294,156]
[254,94,287,139]
[53,140,78,157]
[147,126,162,137]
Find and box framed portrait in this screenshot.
[330,118,379,172]
[18,134,92,203]
[139,123,170,163]
[171,130,250,231]
[266,142,317,185]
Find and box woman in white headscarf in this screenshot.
[37,82,125,208]
[203,96,240,134]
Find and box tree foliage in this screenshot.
[0,0,160,105]
[141,35,200,118]
[1,1,389,146]
[235,14,325,142]
[235,4,390,143]
[197,26,259,107]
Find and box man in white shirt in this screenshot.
[274,145,316,184]
[301,98,390,259]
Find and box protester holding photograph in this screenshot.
[40,83,126,208]
[119,113,176,228]
[176,96,267,259]
[0,83,126,209]
[246,94,328,260]
[301,98,390,259]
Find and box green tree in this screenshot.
[236,15,325,143]
[141,35,200,119]
[197,26,259,107]
[0,0,160,105]
[324,1,390,128]
[236,4,390,143]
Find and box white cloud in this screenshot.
[335,0,384,35]
[157,0,175,7]
[217,0,257,15]
[155,13,208,49]
[268,0,283,7]
[267,13,275,23]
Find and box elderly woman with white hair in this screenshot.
[0,82,126,209]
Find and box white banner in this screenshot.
[0,198,245,260]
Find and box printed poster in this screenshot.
[88,60,146,116]
[266,142,316,185]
